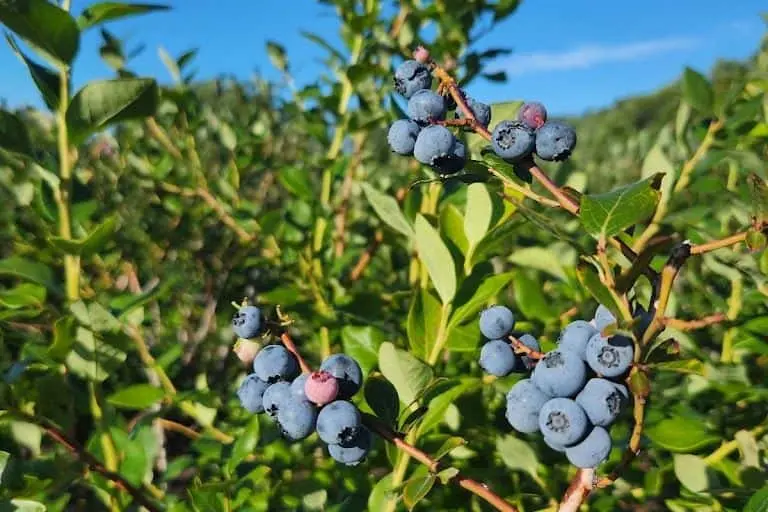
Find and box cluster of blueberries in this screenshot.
[232,306,372,466]
[387,58,578,176]
[478,304,633,469]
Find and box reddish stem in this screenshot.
[280,333,312,374]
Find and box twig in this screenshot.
[499,185,561,209]
[333,136,366,257]
[364,415,518,512]
[12,412,162,512]
[158,419,202,441]
[349,230,384,281]
[690,231,747,255]
[558,469,595,512]
[508,334,545,360]
[280,333,312,374]
[663,313,727,331]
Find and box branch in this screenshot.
[508,334,545,360]
[663,313,727,331]
[558,469,595,512]
[280,333,312,374]
[364,415,518,512]
[690,231,747,255]
[349,230,384,281]
[12,412,162,512]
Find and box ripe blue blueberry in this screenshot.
[517,102,547,130]
[236,374,270,413]
[593,304,617,331]
[277,398,318,441]
[328,427,372,466]
[387,119,421,155]
[513,334,541,371]
[576,378,628,427]
[232,306,262,339]
[433,139,466,175]
[290,374,309,399]
[491,120,535,162]
[413,125,456,166]
[531,349,587,397]
[320,354,363,399]
[585,334,634,378]
[262,381,292,419]
[565,426,612,468]
[538,398,589,446]
[544,435,566,453]
[534,121,577,161]
[456,97,492,127]
[479,305,515,339]
[316,400,362,446]
[557,320,598,360]
[408,90,447,124]
[394,60,432,99]
[479,339,517,377]
[505,379,550,434]
[252,345,299,383]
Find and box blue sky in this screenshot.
[0,1,765,115]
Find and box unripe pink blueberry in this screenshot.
[413,46,430,64]
[233,340,260,365]
[304,370,339,406]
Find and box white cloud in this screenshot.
[496,37,700,76]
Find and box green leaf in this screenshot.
[513,271,555,321]
[449,272,514,329]
[342,325,384,378]
[415,215,457,304]
[673,454,709,493]
[464,183,493,247]
[497,435,539,478]
[361,183,413,238]
[642,143,676,215]
[5,34,60,110]
[5,499,46,512]
[378,342,433,406]
[0,283,45,309]
[66,327,126,381]
[649,359,706,376]
[576,262,622,319]
[747,173,768,226]
[681,67,714,114]
[77,2,170,30]
[0,0,79,67]
[48,315,77,361]
[364,375,400,428]
[646,417,719,453]
[0,109,31,156]
[406,288,442,360]
[0,256,56,290]
[277,166,313,200]
[266,40,288,72]
[368,474,395,512]
[226,416,259,473]
[107,384,165,409]
[419,380,478,434]
[403,474,436,511]
[580,174,663,239]
[433,437,466,461]
[444,322,481,352]
[0,451,8,481]
[745,485,768,512]
[440,204,468,255]
[66,78,158,144]
[509,245,572,281]
[48,215,119,256]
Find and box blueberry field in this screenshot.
[1,2,768,511]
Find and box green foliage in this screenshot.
[0,1,766,511]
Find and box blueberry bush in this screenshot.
[1,2,767,511]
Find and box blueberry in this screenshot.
[479,339,517,377]
[232,306,262,339]
[517,101,548,130]
[236,374,270,413]
[585,334,634,378]
[565,426,612,468]
[632,304,652,337]
[479,305,515,339]
[262,381,292,419]
[433,139,466,175]
[277,398,318,441]
[387,119,421,155]
[544,435,566,453]
[535,121,577,161]
[252,345,299,383]
[491,120,535,162]
[408,90,447,124]
[456,97,491,127]
[320,354,363,399]
[304,370,339,406]
[328,426,372,466]
[593,304,617,331]
[316,400,362,446]
[576,378,628,427]
[413,125,456,166]
[531,349,586,397]
[290,373,309,399]
[505,379,550,434]
[394,59,432,99]
[513,334,540,371]
[538,398,589,446]
[557,320,598,360]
